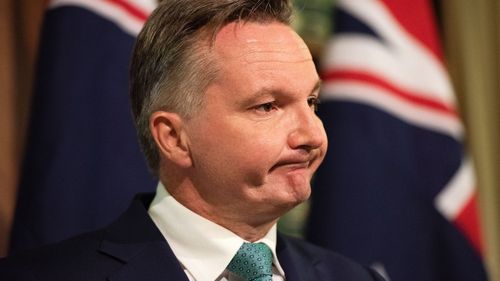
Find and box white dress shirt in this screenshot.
[148,183,286,281]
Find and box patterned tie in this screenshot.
[227,242,273,281]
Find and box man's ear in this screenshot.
[150,111,192,168]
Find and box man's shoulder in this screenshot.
[0,193,153,280]
[0,230,118,280]
[0,193,181,281]
[279,234,386,281]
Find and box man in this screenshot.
[0,0,385,280]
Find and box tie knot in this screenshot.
[227,242,273,281]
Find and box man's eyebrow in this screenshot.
[312,79,322,95]
[252,88,275,99]
[239,79,323,107]
[236,88,274,107]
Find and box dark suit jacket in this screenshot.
[0,193,384,281]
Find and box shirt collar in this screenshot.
[148,182,285,281]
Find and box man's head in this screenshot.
[130,0,293,173]
[130,0,327,232]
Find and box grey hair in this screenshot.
[129,0,293,174]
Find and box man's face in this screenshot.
[184,21,327,221]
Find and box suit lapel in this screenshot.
[277,234,322,281]
[98,193,189,281]
[106,242,188,281]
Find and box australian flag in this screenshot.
[9,0,157,253]
[306,0,489,280]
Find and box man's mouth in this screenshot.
[269,154,316,173]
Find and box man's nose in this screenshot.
[287,106,326,151]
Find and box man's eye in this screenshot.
[255,102,276,113]
[308,96,320,112]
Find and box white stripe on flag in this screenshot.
[321,81,464,139]
[435,158,475,221]
[49,0,155,36]
[322,35,455,109]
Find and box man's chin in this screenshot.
[275,184,311,210]
[287,175,312,200]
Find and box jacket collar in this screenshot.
[277,234,322,281]
[98,193,189,281]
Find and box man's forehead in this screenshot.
[213,21,312,62]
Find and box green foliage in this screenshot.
[291,0,334,57]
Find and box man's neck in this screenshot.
[160,178,281,241]
[170,186,279,241]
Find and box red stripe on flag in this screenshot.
[454,195,484,256]
[381,0,443,61]
[105,0,149,22]
[322,69,458,118]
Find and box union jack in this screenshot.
[307,0,488,280]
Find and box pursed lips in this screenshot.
[269,153,317,173]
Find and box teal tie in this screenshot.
[227,242,273,281]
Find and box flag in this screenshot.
[306,0,489,280]
[9,0,157,254]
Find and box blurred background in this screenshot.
[0,0,499,280]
